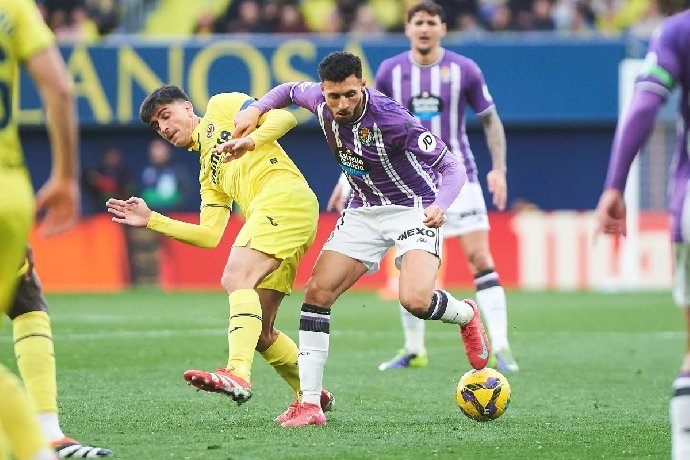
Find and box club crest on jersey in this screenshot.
[357,127,374,146]
[440,66,451,83]
[206,123,215,139]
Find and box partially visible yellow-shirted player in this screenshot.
[0,1,79,459]
[106,86,333,421]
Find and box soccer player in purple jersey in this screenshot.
[232,51,491,427]
[595,9,690,459]
[369,1,516,373]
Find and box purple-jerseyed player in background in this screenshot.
[595,8,690,459]
[373,1,516,374]
[232,51,491,427]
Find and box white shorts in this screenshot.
[444,181,490,237]
[673,243,690,307]
[323,205,443,274]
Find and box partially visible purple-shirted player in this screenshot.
[595,9,690,460]
[232,51,491,427]
[373,1,516,374]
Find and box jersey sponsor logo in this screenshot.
[397,227,437,241]
[357,127,373,146]
[209,152,223,185]
[334,146,369,177]
[408,92,443,120]
[417,131,437,152]
[206,123,215,138]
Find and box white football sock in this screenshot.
[38,412,64,442]
[432,290,473,326]
[671,372,690,460]
[475,272,510,351]
[399,305,426,355]
[298,305,330,407]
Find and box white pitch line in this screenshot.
[0,328,684,343]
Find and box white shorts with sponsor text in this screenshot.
[322,205,443,274]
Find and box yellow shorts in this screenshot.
[235,177,318,294]
[0,169,34,317]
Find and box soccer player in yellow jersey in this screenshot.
[0,1,79,459]
[106,85,334,420]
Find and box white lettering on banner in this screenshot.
[511,211,671,290]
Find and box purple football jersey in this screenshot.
[375,49,495,183]
[255,82,454,209]
[605,11,690,242]
[641,12,690,241]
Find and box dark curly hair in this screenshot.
[139,85,191,123]
[317,51,362,83]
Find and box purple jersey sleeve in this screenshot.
[463,59,494,115]
[399,108,449,168]
[251,82,324,114]
[432,150,466,211]
[604,90,665,190]
[604,16,682,191]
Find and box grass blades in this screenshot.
[1,289,682,459]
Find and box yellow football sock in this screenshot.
[13,312,57,413]
[0,364,51,460]
[226,289,262,381]
[260,331,300,394]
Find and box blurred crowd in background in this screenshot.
[37,0,690,43]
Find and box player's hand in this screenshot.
[106,197,152,228]
[595,188,627,236]
[232,106,262,139]
[487,169,507,211]
[214,137,256,163]
[327,181,349,212]
[35,177,80,237]
[423,204,446,228]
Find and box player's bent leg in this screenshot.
[399,251,490,369]
[184,247,279,403]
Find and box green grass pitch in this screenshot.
[1,289,683,459]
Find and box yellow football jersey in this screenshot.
[147,92,306,248]
[189,92,304,213]
[0,0,54,169]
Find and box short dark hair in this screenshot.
[407,1,445,23]
[139,85,191,123]
[318,51,362,83]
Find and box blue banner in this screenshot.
[19,35,627,127]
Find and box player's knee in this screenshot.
[399,292,430,318]
[220,270,253,293]
[304,278,336,307]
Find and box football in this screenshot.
[456,367,511,422]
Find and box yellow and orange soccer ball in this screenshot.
[456,367,511,422]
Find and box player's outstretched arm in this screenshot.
[108,193,230,249]
[28,46,80,236]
